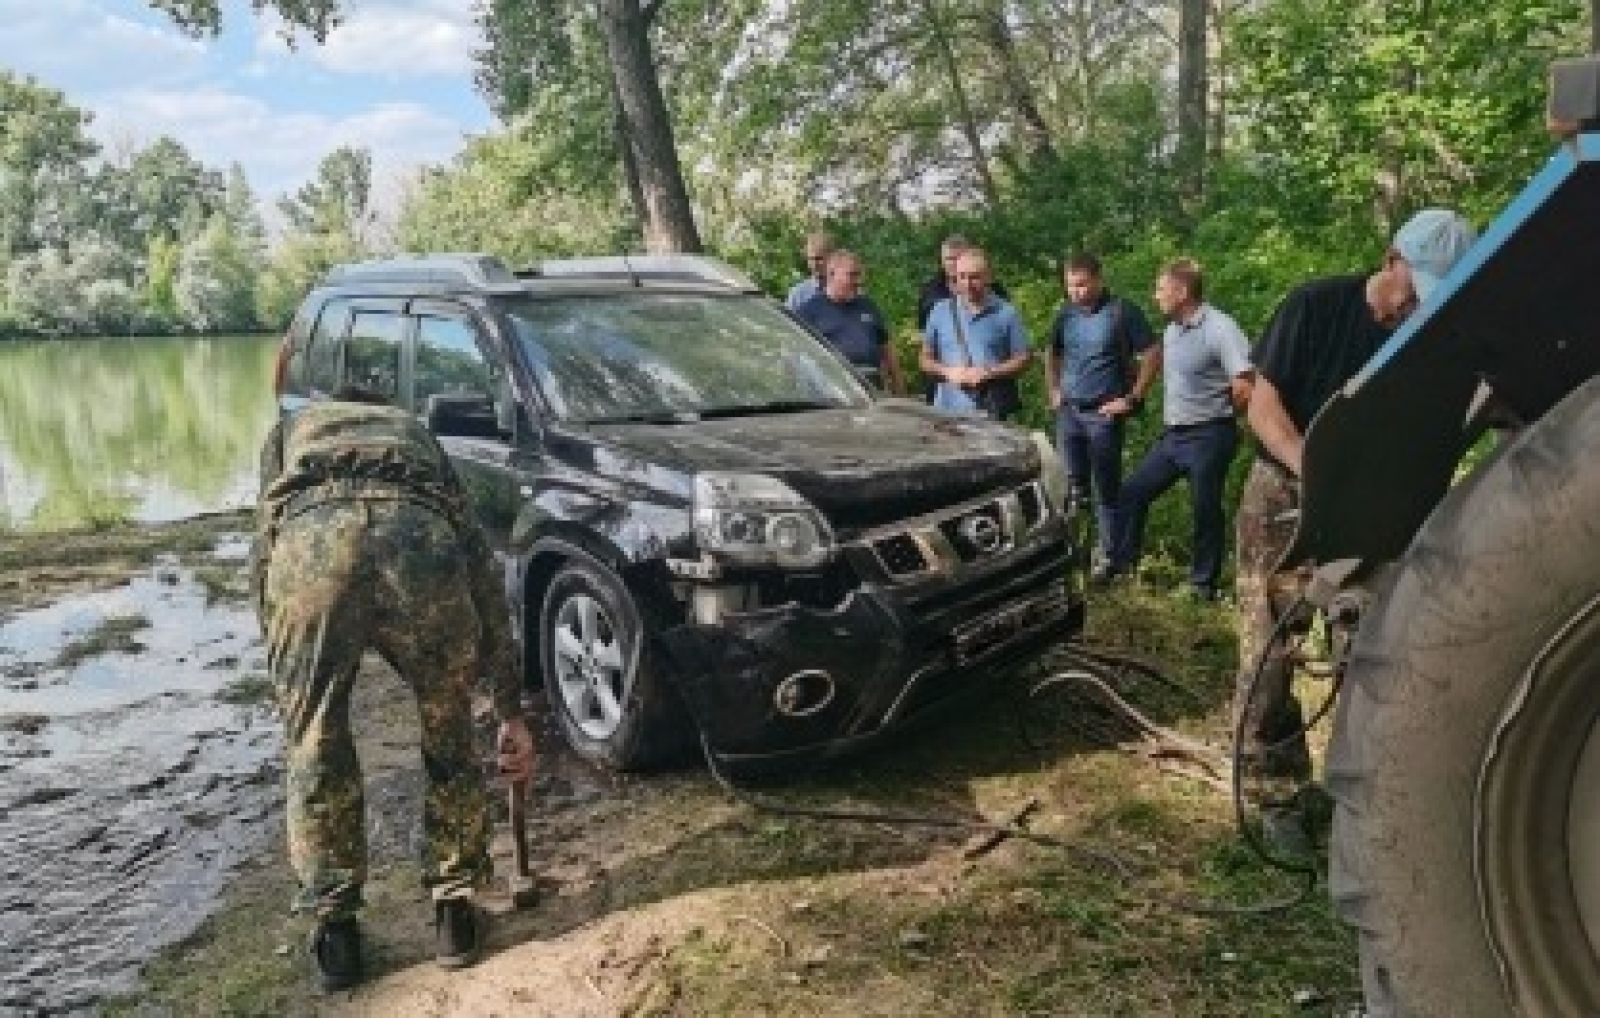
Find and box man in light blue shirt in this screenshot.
[785,232,834,310]
[1108,259,1254,599]
[919,248,1032,420]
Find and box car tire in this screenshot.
[1328,377,1600,1017]
[538,556,686,771]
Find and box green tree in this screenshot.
[278,145,371,236]
[1230,0,1587,230]
[146,233,182,326]
[398,127,634,262]
[7,240,141,336]
[176,212,260,332]
[0,71,98,255]
[255,230,358,330]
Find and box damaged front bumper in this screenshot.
[659,523,1082,763]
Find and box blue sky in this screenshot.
[0,0,494,210]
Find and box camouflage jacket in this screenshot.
[253,401,522,718]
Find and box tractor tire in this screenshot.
[1328,375,1600,1017]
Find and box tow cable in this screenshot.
[686,619,1348,918]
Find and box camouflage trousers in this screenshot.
[1234,458,1313,781]
[262,498,493,920]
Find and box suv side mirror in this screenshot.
[426,392,500,438]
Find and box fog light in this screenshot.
[773,669,836,717]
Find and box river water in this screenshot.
[0,336,282,1013]
[0,336,279,532]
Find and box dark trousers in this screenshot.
[1111,418,1238,593]
[1056,404,1125,559]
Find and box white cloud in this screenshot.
[93,87,473,207]
[0,0,208,91]
[256,1,478,78]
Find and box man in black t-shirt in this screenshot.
[1235,209,1477,840]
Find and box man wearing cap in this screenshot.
[1235,208,1478,848]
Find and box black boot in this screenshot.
[434,898,485,970]
[309,917,363,991]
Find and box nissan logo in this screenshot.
[958,512,1005,554]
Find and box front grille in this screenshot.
[874,534,929,576]
[937,505,1009,562]
[858,481,1053,582]
[1018,484,1044,528]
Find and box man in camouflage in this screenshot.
[255,393,535,989]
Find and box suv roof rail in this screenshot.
[519,254,761,293]
[325,253,518,290]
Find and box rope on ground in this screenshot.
[694,617,1342,919]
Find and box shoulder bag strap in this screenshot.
[948,298,975,367]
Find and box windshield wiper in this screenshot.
[581,410,701,425]
[696,399,846,419]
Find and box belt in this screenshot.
[1168,416,1235,432]
[275,480,461,531]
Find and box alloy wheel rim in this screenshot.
[552,592,628,741]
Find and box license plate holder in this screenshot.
[950,590,1070,665]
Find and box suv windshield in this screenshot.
[503,293,870,423]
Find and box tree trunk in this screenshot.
[922,0,1001,207]
[596,0,702,253]
[981,1,1057,162]
[1207,0,1227,159]
[609,77,649,243]
[1177,0,1208,201]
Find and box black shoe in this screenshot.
[434,898,485,970]
[309,917,363,991]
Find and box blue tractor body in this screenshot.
[1290,132,1600,571]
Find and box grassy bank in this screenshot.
[102,565,1355,1017]
[0,512,252,613]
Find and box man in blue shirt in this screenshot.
[920,248,1031,420]
[1044,253,1157,574]
[1108,259,1254,600]
[795,250,905,393]
[785,232,834,310]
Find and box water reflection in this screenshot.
[0,336,278,531]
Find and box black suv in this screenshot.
[275,254,1084,769]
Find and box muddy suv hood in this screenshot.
[585,402,1039,530]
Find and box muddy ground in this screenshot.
[1,516,1357,1016]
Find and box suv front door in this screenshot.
[408,301,520,548]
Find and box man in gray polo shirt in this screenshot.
[1107,259,1253,600]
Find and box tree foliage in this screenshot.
[278,145,370,236]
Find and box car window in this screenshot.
[345,310,405,400]
[305,298,349,394]
[504,293,868,422]
[415,315,495,405]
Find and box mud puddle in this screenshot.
[0,554,278,1015]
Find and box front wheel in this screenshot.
[538,557,686,771]
[1329,377,1600,1016]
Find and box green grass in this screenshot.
[110,575,1356,1016]
[52,612,151,669]
[215,672,275,705]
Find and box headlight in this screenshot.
[1030,430,1066,517]
[693,472,835,568]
